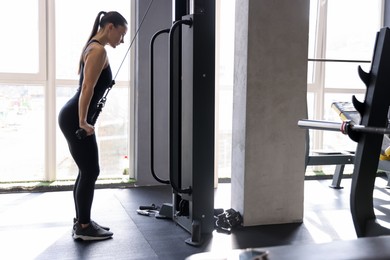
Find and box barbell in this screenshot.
[298,119,390,135]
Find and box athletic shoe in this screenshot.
[73,221,113,241]
[73,218,110,231]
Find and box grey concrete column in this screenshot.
[134,0,172,185]
[231,0,310,226]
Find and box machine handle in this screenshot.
[150,29,171,184]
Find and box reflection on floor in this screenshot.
[0,177,389,259]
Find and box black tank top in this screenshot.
[58,40,112,133]
[78,40,113,120]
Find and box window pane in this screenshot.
[307,92,315,119]
[326,0,382,61]
[56,86,78,180]
[56,86,129,180]
[96,88,129,178]
[56,0,131,181]
[324,0,381,89]
[216,0,235,178]
[0,1,39,73]
[0,85,44,182]
[55,0,131,80]
[324,61,371,89]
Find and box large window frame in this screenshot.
[52,0,133,181]
[0,0,133,182]
[0,0,49,182]
[307,0,384,153]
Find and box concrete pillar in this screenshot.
[231,0,310,226]
[135,0,172,185]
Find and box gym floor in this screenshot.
[1,177,389,260]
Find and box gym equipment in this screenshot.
[215,208,243,233]
[298,27,390,237]
[149,0,215,246]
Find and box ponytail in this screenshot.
[78,11,107,74]
[78,11,128,74]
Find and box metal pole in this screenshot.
[298,119,390,135]
[351,125,390,135]
[298,119,342,132]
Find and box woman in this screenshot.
[58,11,127,241]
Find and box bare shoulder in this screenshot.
[84,42,107,62]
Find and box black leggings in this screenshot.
[59,101,100,224]
[70,134,100,224]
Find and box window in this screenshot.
[0,84,45,182]
[55,0,131,180]
[308,0,383,173]
[215,0,235,178]
[0,0,132,183]
[55,0,131,81]
[0,1,42,76]
[0,0,45,182]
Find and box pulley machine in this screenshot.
[299,27,390,237]
[150,0,215,245]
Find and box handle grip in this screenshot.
[75,128,87,140]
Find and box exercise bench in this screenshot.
[305,130,355,189]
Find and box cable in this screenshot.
[113,0,154,80]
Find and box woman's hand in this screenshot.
[79,121,95,136]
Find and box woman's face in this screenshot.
[108,24,128,48]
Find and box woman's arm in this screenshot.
[78,43,107,136]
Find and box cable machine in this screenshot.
[150,0,215,246]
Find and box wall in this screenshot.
[385,0,390,27]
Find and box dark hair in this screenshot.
[78,11,128,74]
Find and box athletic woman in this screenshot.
[58,11,127,241]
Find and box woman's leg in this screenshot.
[58,106,112,240]
[69,135,100,224]
[73,173,80,220]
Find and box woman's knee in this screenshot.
[83,166,100,180]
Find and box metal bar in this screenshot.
[308,58,371,63]
[298,119,342,132]
[298,119,390,135]
[351,125,390,135]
